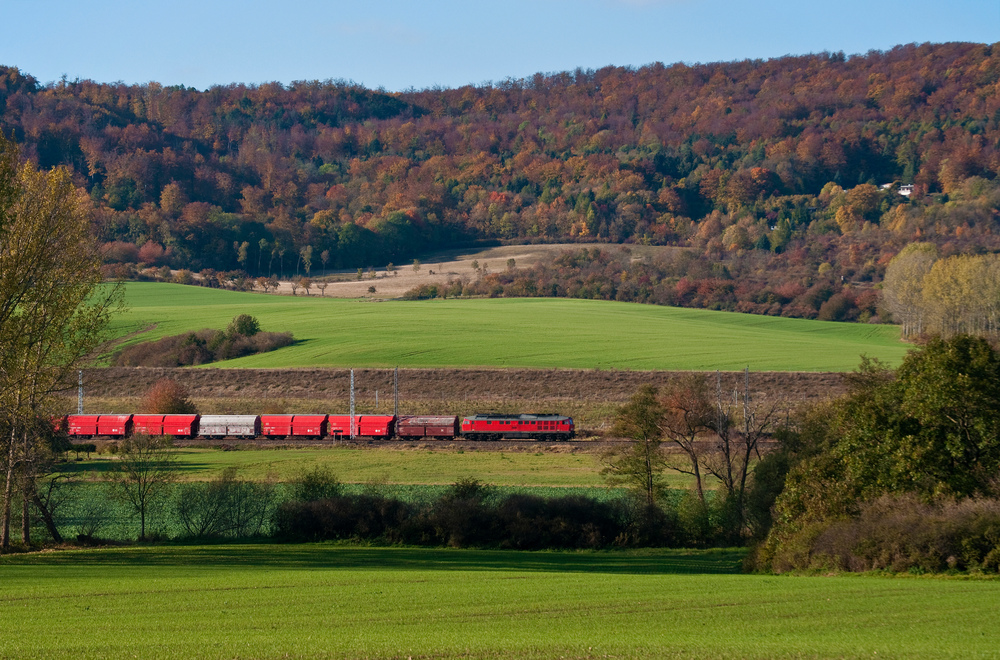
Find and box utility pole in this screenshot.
[77,370,83,414]
[393,366,398,418]
[350,369,356,439]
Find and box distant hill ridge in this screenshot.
[2,42,998,321]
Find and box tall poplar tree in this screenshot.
[0,133,122,549]
[882,242,937,338]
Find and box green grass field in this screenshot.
[64,445,715,492]
[2,544,997,659]
[109,283,909,371]
[65,447,622,487]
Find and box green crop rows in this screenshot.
[2,544,998,659]
[109,283,909,371]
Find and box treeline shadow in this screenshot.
[6,544,746,575]
[56,457,214,477]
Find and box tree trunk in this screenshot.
[32,491,62,543]
[1,437,14,549]
[737,449,751,523]
[21,427,31,545]
[692,459,705,504]
[21,485,30,545]
[644,440,654,507]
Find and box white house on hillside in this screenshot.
[881,183,914,196]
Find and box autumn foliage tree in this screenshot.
[141,378,196,414]
[603,375,785,544]
[660,375,716,504]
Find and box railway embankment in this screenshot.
[82,367,845,409]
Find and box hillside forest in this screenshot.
[2,41,999,323]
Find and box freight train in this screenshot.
[57,412,575,442]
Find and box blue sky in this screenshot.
[4,0,997,91]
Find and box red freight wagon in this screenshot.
[163,414,198,438]
[358,415,395,438]
[327,415,396,439]
[292,415,328,437]
[261,415,294,437]
[396,415,459,439]
[67,415,100,437]
[97,414,133,438]
[460,414,574,441]
[132,414,165,436]
[327,415,350,438]
[261,415,329,438]
[133,414,198,438]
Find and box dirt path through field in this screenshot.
[270,243,684,298]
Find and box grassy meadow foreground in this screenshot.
[2,544,997,660]
[110,283,908,371]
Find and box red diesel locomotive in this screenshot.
[460,414,575,441]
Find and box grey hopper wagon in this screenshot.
[197,415,261,438]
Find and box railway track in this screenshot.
[171,436,622,452]
[169,435,777,453]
